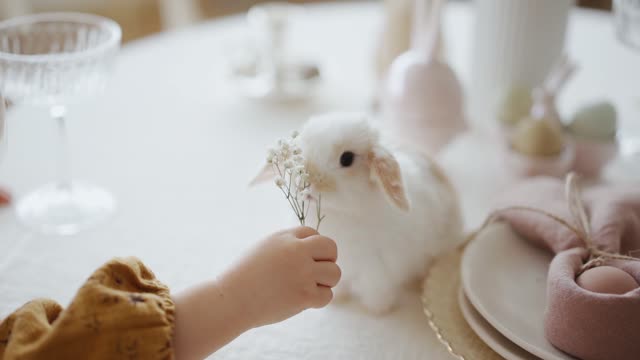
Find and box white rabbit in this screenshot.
[255,112,463,313]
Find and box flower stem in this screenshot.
[315,193,324,231]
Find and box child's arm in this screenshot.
[172,226,341,360]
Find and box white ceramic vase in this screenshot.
[468,0,573,133]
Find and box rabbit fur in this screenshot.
[292,112,463,313]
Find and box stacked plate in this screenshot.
[459,222,577,360]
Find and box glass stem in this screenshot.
[50,105,72,190]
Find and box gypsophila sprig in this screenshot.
[268,131,325,231]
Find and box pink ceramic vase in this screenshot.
[382,0,466,155]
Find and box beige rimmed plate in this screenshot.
[461,223,578,360]
[458,287,540,360]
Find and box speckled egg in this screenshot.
[567,102,617,141]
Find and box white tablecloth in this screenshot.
[0,2,638,359]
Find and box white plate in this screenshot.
[461,223,578,360]
[458,287,540,360]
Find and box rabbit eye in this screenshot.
[340,151,355,167]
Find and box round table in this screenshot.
[0,2,638,359]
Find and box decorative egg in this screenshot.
[511,117,565,157]
[567,102,617,141]
[498,86,533,126]
[576,266,638,295]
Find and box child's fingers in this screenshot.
[314,261,341,287]
[311,286,334,308]
[292,226,318,239]
[304,235,338,261]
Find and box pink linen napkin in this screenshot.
[493,177,640,360]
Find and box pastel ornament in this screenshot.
[383,0,466,155]
[568,102,617,140]
[567,102,618,177]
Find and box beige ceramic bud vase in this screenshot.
[374,0,414,82]
[374,0,445,84]
[382,0,465,155]
[503,86,575,178]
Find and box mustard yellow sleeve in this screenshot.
[0,257,175,360]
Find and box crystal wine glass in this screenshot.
[233,2,319,102]
[0,13,121,235]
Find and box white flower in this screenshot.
[300,188,312,200]
[293,165,306,175]
[267,131,324,231]
[266,150,276,163]
[279,148,291,161]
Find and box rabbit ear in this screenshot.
[249,163,274,186]
[369,146,410,211]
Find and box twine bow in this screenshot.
[422,173,640,360]
[475,172,640,274]
[564,173,640,273]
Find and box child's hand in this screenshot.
[220,226,341,327]
[173,227,340,360]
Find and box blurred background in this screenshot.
[0,0,613,43]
